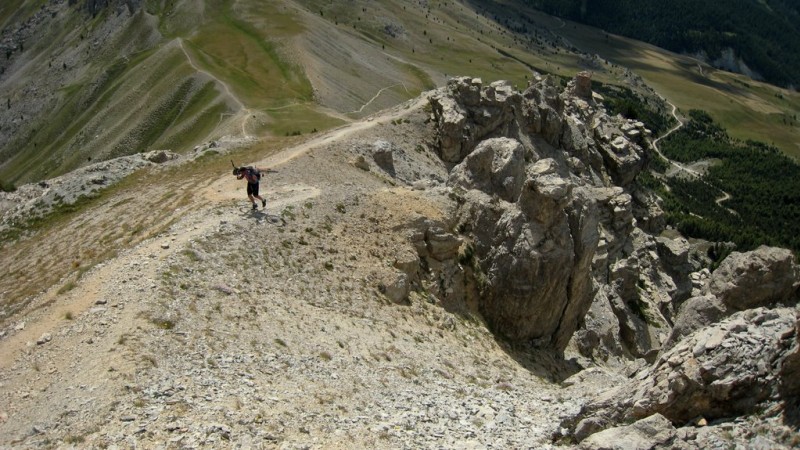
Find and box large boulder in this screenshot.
[429,77,522,164]
[568,307,799,441]
[448,137,526,202]
[580,413,676,450]
[708,246,799,310]
[664,295,728,348]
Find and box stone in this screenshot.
[655,236,690,269]
[580,413,676,449]
[573,71,593,99]
[36,333,51,345]
[708,246,800,310]
[425,227,462,262]
[213,284,237,295]
[143,150,177,164]
[574,416,607,442]
[379,273,410,304]
[448,137,525,202]
[430,76,522,163]
[664,295,728,348]
[779,315,800,402]
[353,155,370,171]
[371,140,395,176]
[568,308,798,434]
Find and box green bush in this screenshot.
[0,179,16,192]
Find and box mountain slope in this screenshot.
[1,70,798,449]
[2,0,517,185]
[0,87,585,449]
[522,0,800,88]
[3,0,799,189]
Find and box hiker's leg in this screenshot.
[246,183,257,205]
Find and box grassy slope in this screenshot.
[0,0,34,30]
[0,5,229,184]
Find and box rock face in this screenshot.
[427,75,652,352]
[425,74,800,447]
[664,246,800,347]
[568,307,798,437]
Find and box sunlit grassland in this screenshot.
[184,2,313,108]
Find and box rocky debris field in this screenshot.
[0,76,798,449]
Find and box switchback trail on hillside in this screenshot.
[178,38,254,139]
[651,100,737,216]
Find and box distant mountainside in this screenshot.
[0,0,539,185]
[1,0,797,188]
[524,0,800,88]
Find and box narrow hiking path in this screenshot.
[0,93,431,371]
[178,38,253,139]
[651,100,738,216]
[348,83,412,115]
[178,38,244,110]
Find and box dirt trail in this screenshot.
[0,93,430,372]
[347,83,411,115]
[178,38,253,139]
[651,100,737,215]
[258,94,429,168]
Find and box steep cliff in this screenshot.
[421,73,671,357]
[416,73,799,447]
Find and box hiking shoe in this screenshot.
[252,203,258,210]
[262,199,267,208]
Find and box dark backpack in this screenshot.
[246,166,261,181]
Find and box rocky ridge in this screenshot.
[0,74,797,448]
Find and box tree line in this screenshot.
[523,0,800,87]
[650,110,800,253]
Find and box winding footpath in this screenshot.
[651,100,737,215]
[178,38,253,139]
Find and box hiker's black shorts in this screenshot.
[247,182,259,196]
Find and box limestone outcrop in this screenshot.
[427,75,652,352]
[665,246,800,346]
[567,308,799,442]
[579,413,677,450]
[0,150,180,236]
[708,246,799,310]
[424,74,800,447]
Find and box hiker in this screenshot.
[233,165,270,210]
